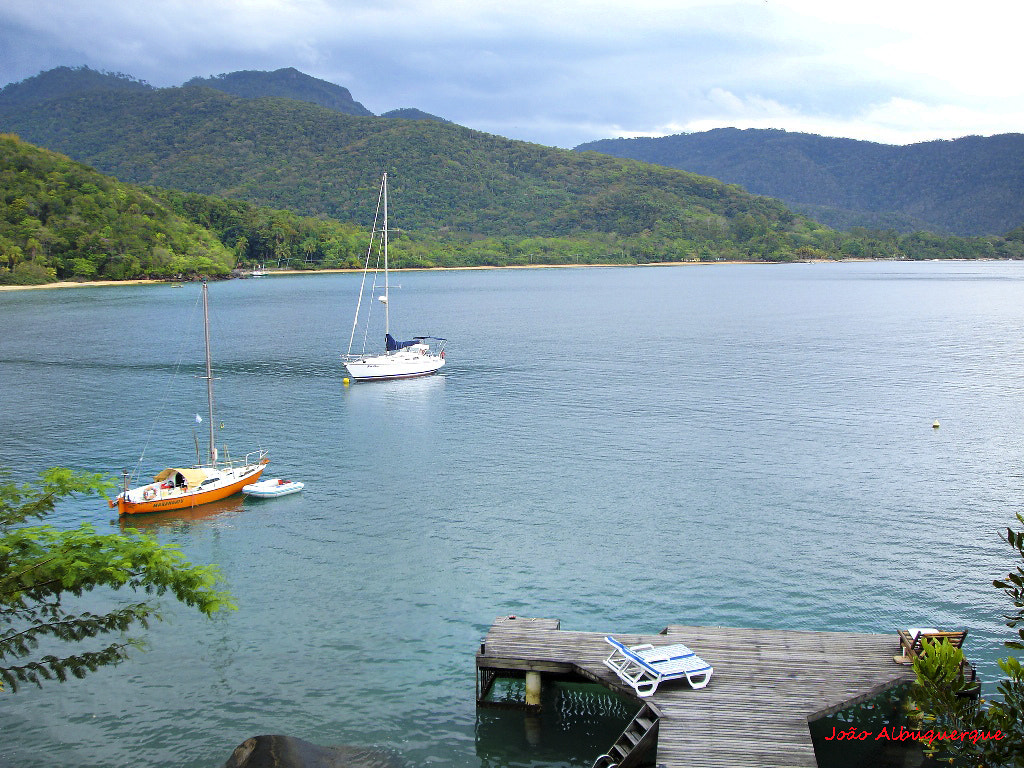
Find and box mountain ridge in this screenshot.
[0,65,446,125]
[6,66,1022,237]
[183,67,373,116]
[3,65,1023,280]
[575,128,1024,236]
[0,85,804,240]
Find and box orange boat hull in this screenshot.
[115,465,266,515]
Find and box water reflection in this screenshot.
[809,684,934,768]
[342,371,447,404]
[116,495,246,532]
[476,681,636,767]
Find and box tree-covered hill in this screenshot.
[3,130,1022,287]
[0,66,153,108]
[3,78,1023,283]
[576,128,1024,236]
[0,134,233,282]
[183,67,374,116]
[0,86,821,247]
[8,67,1024,239]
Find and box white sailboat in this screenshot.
[110,281,269,515]
[342,173,447,381]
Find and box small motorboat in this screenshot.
[242,478,304,498]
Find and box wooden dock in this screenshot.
[476,616,918,768]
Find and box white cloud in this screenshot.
[1,0,1022,148]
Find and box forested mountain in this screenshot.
[575,128,1024,236]
[3,70,1023,285]
[7,67,1023,239]
[0,65,436,123]
[0,86,826,249]
[4,125,1021,287]
[184,69,448,123]
[7,67,1024,239]
[183,67,373,116]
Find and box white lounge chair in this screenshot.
[602,636,713,696]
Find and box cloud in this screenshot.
[1,0,1021,148]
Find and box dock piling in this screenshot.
[524,670,542,707]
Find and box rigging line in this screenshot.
[131,287,205,484]
[362,232,384,354]
[346,177,387,357]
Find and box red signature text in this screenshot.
[824,725,1004,746]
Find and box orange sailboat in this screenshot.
[110,282,268,515]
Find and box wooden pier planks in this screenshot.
[476,617,916,768]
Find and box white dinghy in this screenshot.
[242,478,304,498]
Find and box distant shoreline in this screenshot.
[0,258,902,291]
[0,278,163,292]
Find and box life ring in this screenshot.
[143,488,156,500]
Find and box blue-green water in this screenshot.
[1,261,1022,767]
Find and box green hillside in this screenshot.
[0,134,234,283]
[576,128,1024,236]
[2,73,1023,280]
[0,87,836,254]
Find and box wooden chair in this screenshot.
[894,627,968,664]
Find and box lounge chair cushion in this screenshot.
[603,636,713,696]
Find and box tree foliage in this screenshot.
[577,128,1024,236]
[994,515,1024,651]
[910,512,1024,766]
[0,134,234,283]
[0,467,235,692]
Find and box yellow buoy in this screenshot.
[343,378,350,386]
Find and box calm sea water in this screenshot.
[1,261,1022,768]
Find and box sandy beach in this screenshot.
[0,278,162,292]
[0,259,829,292]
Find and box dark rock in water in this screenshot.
[224,735,405,768]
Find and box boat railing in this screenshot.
[196,448,268,471]
[241,449,270,467]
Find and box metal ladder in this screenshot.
[591,701,661,768]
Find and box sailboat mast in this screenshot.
[382,172,390,339]
[202,281,216,465]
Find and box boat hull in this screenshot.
[344,352,445,381]
[114,463,266,515]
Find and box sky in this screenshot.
[1,0,1022,150]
